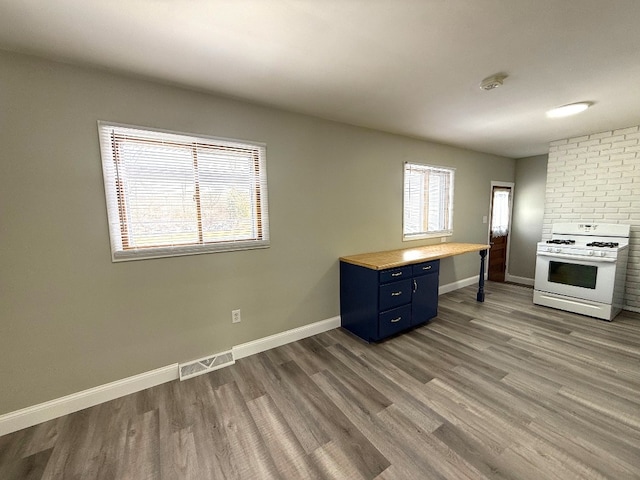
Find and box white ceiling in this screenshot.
[1,0,640,158]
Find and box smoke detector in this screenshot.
[480,74,507,91]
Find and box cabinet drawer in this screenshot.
[412,260,439,276]
[379,305,411,339]
[379,279,411,311]
[379,266,412,284]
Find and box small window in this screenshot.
[403,162,454,240]
[98,122,269,261]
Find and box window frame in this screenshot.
[402,162,455,241]
[97,121,270,262]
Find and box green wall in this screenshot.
[0,50,515,414]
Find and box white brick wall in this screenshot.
[542,125,640,311]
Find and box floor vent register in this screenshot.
[179,350,235,381]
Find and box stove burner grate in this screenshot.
[586,242,619,248]
[546,239,576,245]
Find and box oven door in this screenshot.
[534,252,616,304]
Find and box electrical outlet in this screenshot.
[232,309,241,324]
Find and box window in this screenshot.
[403,162,454,240]
[98,122,269,261]
[490,187,511,237]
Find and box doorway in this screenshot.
[488,183,514,282]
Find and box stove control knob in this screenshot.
[588,250,594,256]
[596,251,605,257]
[555,248,562,253]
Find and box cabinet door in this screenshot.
[411,272,438,325]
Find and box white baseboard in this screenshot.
[232,315,341,360]
[0,364,178,437]
[505,274,535,286]
[0,315,341,437]
[439,275,481,295]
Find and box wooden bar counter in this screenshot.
[339,242,490,342]
[340,242,490,271]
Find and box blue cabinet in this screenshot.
[340,259,439,342]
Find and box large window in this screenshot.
[98,122,269,261]
[403,162,454,240]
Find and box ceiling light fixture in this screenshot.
[546,102,592,118]
[480,74,507,91]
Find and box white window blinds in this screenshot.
[98,122,269,261]
[403,162,455,240]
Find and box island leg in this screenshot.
[477,249,487,302]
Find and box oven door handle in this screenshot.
[537,252,616,263]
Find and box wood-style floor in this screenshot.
[1,282,640,479]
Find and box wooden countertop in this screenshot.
[340,242,490,270]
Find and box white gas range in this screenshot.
[533,223,630,321]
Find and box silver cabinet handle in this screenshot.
[391,317,402,323]
[422,265,432,270]
[413,279,417,292]
[391,272,403,277]
[391,291,402,296]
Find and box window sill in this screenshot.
[111,241,270,262]
[402,232,453,242]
